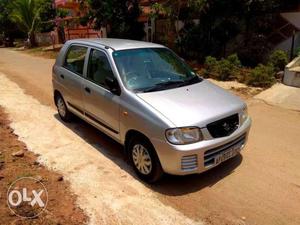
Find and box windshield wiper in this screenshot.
[139,76,202,93]
[184,76,202,85]
[141,80,185,93]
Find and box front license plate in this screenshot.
[215,143,242,165]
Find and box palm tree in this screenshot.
[10,0,41,47]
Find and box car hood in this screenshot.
[137,80,245,127]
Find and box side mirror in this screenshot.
[105,76,121,95]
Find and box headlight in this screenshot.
[165,127,203,145]
[240,106,248,125]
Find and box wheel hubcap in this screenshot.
[57,98,66,117]
[132,144,152,175]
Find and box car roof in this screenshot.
[67,38,165,51]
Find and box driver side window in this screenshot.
[87,49,114,89]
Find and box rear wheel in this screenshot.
[128,136,163,183]
[55,94,73,122]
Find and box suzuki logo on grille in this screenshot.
[222,122,231,131]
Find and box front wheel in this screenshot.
[128,136,163,183]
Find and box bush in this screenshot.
[236,68,251,83]
[227,54,241,67]
[202,54,241,81]
[216,59,234,81]
[245,64,276,88]
[202,53,277,88]
[203,56,218,78]
[268,50,288,72]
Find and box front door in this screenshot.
[83,48,120,140]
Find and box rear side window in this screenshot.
[64,45,87,75]
[87,49,114,89]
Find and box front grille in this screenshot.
[207,114,239,138]
[204,134,246,167]
[181,155,198,171]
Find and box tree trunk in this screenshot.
[28,31,37,48]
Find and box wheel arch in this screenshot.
[124,129,154,154]
[124,129,164,182]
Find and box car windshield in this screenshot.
[112,48,202,92]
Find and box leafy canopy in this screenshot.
[10,0,42,34]
[0,0,18,38]
[86,0,144,39]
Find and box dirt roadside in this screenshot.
[208,79,263,100]
[0,106,87,224]
[0,48,300,225]
[255,83,300,111]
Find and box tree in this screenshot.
[0,0,22,46]
[39,0,56,33]
[159,0,243,59]
[86,0,144,40]
[10,0,42,47]
[151,0,208,45]
[1,0,59,46]
[151,0,299,65]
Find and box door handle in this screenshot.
[60,74,64,79]
[85,87,91,93]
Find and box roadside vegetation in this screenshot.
[200,50,288,88]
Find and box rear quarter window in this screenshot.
[64,45,87,75]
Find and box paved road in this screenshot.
[1,48,300,225]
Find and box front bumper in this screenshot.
[151,117,252,175]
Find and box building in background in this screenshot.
[270,6,300,57]
[284,56,300,87]
[54,0,106,42]
[281,5,300,87]
[139,0,176,45]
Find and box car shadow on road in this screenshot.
[54,114,243,196]
[54,114,133,172]
[149,154,242,196]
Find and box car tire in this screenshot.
[55,94,73,122]
[128,136,164,183]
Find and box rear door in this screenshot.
[83,48,120,140]
[59,45,88,115]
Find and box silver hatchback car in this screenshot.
[52,38,251,183]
